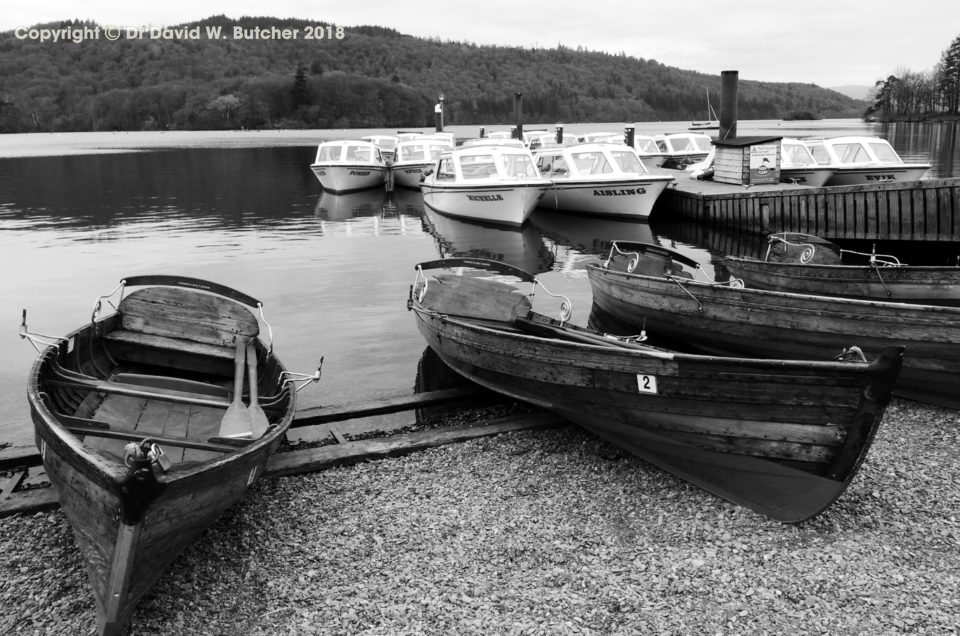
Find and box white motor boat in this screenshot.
[534,143,675,219]
[310,140,388,193]
[653,132,714,169]
[419,144,550,227]
[779,138,835,187]
[361,135,400,164]
[390,137,454,189]
[632,134,670,168]
[805,136,930,186]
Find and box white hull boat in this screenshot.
[805,136,930,186]
[310,140,388,193]
[535,143,674,219]
[420,144,550,227]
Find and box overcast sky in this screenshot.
[3,1,957,88]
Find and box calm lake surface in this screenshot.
[2,119,958,446]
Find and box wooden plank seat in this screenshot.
[102,285,260,374]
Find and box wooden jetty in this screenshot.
[658,176,960,241]
[1,387,561,517]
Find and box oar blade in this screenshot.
[219,340,252,439]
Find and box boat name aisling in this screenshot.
[594,188,646,196]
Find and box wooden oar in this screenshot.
[246,342,269,438]
[218,340,252,439]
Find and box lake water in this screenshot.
[2,119,958,446]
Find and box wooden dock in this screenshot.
[659,177,960,241]
[0,388,563,517]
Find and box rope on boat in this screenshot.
[123,440,170,473]
[766,234,817,264]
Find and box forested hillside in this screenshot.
[0,15,866,133]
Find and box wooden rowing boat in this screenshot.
[22,275,313,636]
[408,257,902,523]
[588,241,960,410]
[723,232,960,305]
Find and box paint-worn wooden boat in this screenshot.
[588,241,960,410]
[723,232,960,305]
[408,257,902,523]
[21,275,319,636]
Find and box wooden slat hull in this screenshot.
[588,263,960,409]
[412,306,901,523]
[724,255,960,306]
[28,318,295,635]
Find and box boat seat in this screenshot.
[103,286,259,373]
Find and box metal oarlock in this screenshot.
[90,280,127,324]
[282,357,324,392]
[256,303,274,352]
[19,309,69,353]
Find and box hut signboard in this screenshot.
[713,136,782,186]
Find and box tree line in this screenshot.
[868,35,960,121]
[1,16,866,133]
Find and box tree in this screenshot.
[292,63,309,107]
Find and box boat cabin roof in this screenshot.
[806,136,904,166]
[461,138,526,148]
[434,145,542,180]
[632,135,663,155]
[654,133,713,153]
[781,138,819,167]
[534,143,652,177]
[314,140,385,164]
[361,135,399,151]
[395,138,454,162]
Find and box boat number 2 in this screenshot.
[636,374,658,394]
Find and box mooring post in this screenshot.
[719,71,738,140]
[624,125,635,148]
[513,92,523,140]
[555,124,564,144]
[479,127,486,138]
[435,93,444,132]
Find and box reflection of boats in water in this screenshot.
[530,208,658,256]
[385,186,426,217]
[421,204,555,274]
[314,188,389,221]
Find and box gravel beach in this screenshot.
[2,398,959,635]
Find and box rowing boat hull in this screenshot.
[27,290,295,635]
[588,262,960,409]
[410,271,901,522]
[724,255,960,306]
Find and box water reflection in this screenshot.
[421,205,555,274]
[314,188,389,221]
[882,121,960,178]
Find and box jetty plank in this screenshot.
[663,177,960,240]
[267,412,564,478]
[291,386,491,427]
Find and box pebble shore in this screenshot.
[2,398,959,635]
